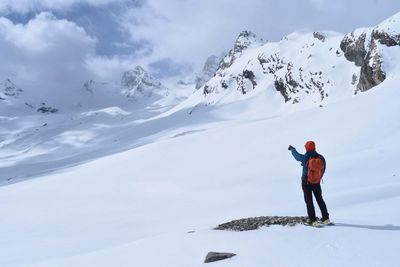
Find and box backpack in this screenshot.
[307,156,325,184]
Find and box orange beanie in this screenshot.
[305,141,316,152]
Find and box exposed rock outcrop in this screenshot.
[259,54,327,103]
[313,32,326,42]
[357,40,386,92]
[237,69,257,94]
[356,26,400,91]
[204,252,236,263]
[216,216,308,231]
[37,106,59,113]
[340,13,400,92]
[371,29,400,47]
[340,31,368,67]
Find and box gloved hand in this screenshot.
[288,145,294,151]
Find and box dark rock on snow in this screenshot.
[371,29,400,47]
[216,216,308,231]
[356,29,399,92]
[340,25,399,92]
[357,42,386,92]
[340,32,368,67]
[37,106,58,113]
[313,32,326,42]
[204,252,236,263]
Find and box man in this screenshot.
[288,141,330,226]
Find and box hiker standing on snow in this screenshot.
[288,141,330,226]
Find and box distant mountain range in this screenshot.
[1,12,399,116]
[0,66,174,115]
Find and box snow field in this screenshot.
[0,73,400,266]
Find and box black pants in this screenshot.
[302,182,329,221]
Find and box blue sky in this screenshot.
[1,0,400,83]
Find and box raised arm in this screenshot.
[290,147,305,163]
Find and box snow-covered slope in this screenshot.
[0,11,400,267]
[0,57,400,266]
[0,101,203,185]
[0,65,186,183]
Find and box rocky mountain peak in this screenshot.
[340,13,400,92]
[217,30,263,73]
[122,66,150,85]
[233,30,260,54]
[121,66,167,99]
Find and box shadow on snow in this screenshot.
[334,223,400,231]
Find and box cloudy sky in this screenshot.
[0,0,399,89]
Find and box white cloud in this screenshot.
[0,12,93,52]
[0,12,99,104]
[116,0,400,79]
[117,0,318,73]
[0,0,129,14]
[85,55,138,81]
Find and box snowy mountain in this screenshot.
[198,29,350,106]
[172,12,400,114]
[0,11,400,267]
[0,65,175,116]
[121,66,169,100]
